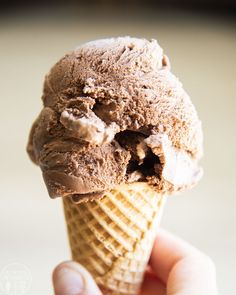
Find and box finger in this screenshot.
[149,229,202,283]
[52,261,102,295]
[167,255,218,295]
[140,270,166,295]
[149,229,217,294]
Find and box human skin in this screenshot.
[52,229,218,295]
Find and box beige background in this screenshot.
[0,7,235,294]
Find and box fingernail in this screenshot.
[53,266,84,295]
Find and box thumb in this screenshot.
[52,261,102,295]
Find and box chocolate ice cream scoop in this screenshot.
[27,37,203,202]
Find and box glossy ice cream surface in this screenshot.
[27,37,203,203]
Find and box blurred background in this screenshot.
[0,0,235,294]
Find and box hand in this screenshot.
[52,229,217,295]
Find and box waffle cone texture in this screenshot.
[63,182,166,295]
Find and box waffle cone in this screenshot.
[63,182,166,295]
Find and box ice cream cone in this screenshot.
[63,182,166,295]
[27,37,203,295]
